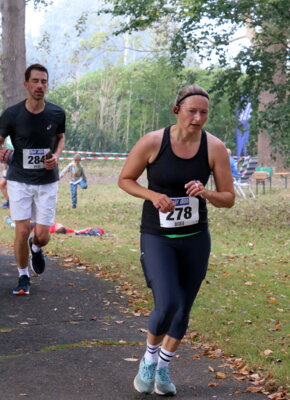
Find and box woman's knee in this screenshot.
[156,299,179,322]
[167,310,191,339]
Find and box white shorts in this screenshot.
[7,181,58,225]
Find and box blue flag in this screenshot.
[236,102,252,158]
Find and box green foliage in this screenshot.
[48,59,239,152]
[100,0,290,165]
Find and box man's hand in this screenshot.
[0,147,13,163]
[44,153,58,170]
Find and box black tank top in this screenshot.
[141,126,212,235]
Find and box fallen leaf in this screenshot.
[268,299,279,305]
[215,372,227,379]
[246,386,263,393]
[208,382,219,387]
[233,376,246,382]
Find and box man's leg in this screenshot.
[33,223,51,248]
[29,224,50,275]
[13,219,31,295]
[29,181,58,274]
[14,219,31,268]
[0,177,9,208]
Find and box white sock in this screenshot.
[32,243,41,253]
[18,267,30,277]
[144,341,161,363]
[157,347,175,369]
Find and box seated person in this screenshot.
[227,149,241,179]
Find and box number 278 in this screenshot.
[166,206,192,221]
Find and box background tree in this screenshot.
[101,0,290,167]
[0,0,51,109]
[0,0,26,108]
[48,58,237,152]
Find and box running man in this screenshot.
[0,64,65,295]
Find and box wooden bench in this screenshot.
[252,171,270,194]
[274,172,289,189]
[255,167,273,191]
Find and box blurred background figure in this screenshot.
[60,153,87,208]
[0,161,9,208]
[227,148,241,179]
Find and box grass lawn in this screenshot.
[0,160,289,391]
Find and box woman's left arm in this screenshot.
[185,135,235,208]
[205,136,235,207]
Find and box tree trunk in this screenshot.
[258,55,287,171]
[1,0,26,109]
[246,24,287,170]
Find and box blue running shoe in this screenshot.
[0,200,9,209]
[155,367,177,396]
[29,237,45,274]
[133,358,157,394]
[13,275,30,295]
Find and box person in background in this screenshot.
[118,84,235,396]
[0,63,66,295]
[60,153,87,208]
[0,137,14,209]
[227,148,241,179]
[0,161,9,208]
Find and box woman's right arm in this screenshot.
[118,132,175,212]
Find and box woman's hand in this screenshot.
[151,193,176,213]
[184,180,206,198]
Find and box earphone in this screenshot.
[173,106,179,114]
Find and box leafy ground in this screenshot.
[0,160,289,396]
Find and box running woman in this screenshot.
[0,64,65,295]
[118,84,235,396]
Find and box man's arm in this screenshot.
[54,133,65,159]
[45,133,65,170]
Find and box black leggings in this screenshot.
[140,230,211,340]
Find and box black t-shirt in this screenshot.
[141,126,212,235]
[0,100,65,184]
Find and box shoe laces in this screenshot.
[141,361,156,381]
[157,367,172,384]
